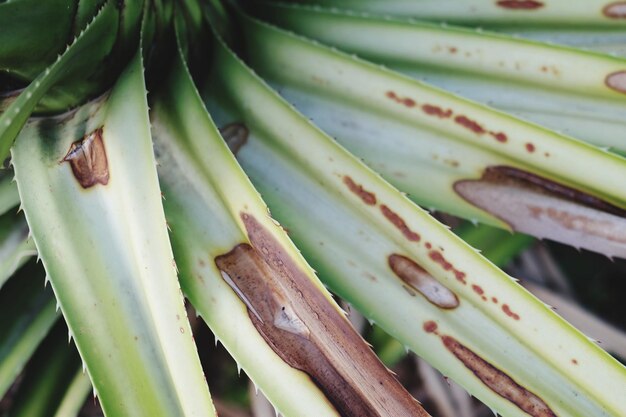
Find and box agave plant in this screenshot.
[1,1,625,416]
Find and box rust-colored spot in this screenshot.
[425,242,432,249]
[448,47,458,53]
[603,2,626,18]
[219,122,249,155]
[422,104,453,118]
[428,250,467,284]
[343,176,376,205]
[571,359,579,365]
[217,213,429,417]
[441,335,557,417]
[526,143,536,153]
[423,321,438,333]
[605,71,626,94]
[492,297,499,304]
[472,284,485,296]
[386,91,418,108]
[62,127,109,188]
[389,254,459,309]
[455,115,486,135]
[490,131,508,143]
[380,205,421,241]
[496,0,544,9]
[502,304,521,320]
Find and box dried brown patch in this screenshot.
[605,71,626,94]
[62,127,109,188]
[603,2,626,18]
[441,335,556,417]
[219,123,249,155]
[474,166,626,217]
[343,176,376,205]
[389,254,459,309]
[496,0,544,9]
[215,213,429,417]
[454,166,626,258]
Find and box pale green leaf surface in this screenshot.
[202,21,626,417]
[284,0,626,27]
[253,4,626,150]
[236,17,626,258]
[152,23,420,416]
[12,52,215,417]
[0,171,20,217]
[0,211,36,290]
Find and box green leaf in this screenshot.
[150,19,427,417]
[202,16,626,417]
[235,15,626,259]
[0,264,58,400]
[11,52,215,417]
[6,322,80,417]
[252,3,626,151]
[0,0,119,163]
[0,211,36,289]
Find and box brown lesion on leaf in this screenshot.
[422,104,453,119]
[380,205,421,242]
[62,127,109,189]
[219,122,249,155]
[441,334,557,417]
[466,166,626,217]
[428,250,467,284]
[215,213,430,417]
[389,254,459,309]
[385,91,417,108]
[343,175,377,205]
[605,71,626,94]
[496,0,544,9]
[454,166,626,257]
[603,2,626,18]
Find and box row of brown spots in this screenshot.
[471,284,484,296]
[502,304,521,320]
[496,0,544,9]
[389,254,460,309]
[428,250,467,284]
[381,205,421,241]
[422,104,453,118]
[489,131,508,143]
[385,91,417,108]
[603,2,626,18]
[343,175,377,205]
[455,115,486,135]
